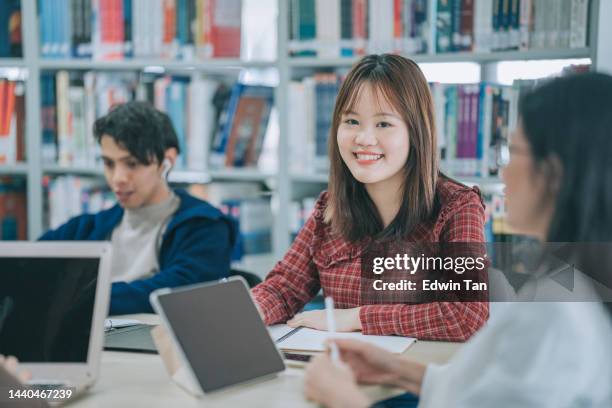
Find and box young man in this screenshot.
[40,101,235,315]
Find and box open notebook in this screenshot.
[268,325,416,354]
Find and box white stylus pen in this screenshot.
[325,296,341,364]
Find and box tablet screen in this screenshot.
[156,279,285,393]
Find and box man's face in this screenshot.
[100,135,167,209]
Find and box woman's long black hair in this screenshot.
[519,72,612,316]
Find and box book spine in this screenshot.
[209,0,241,58]
[519,0,532,50]
[460,0,474,51]
[70,0,81,57]
[210,83,243,168]
[450,0,461,51]
[392,0,402,53]
[352,0,366,55]
[491,0,499,50]
[469,84,479,175]
[436,0,452,53]
[445,86,457,174]
[500,0,510,50]
[0,80,9,164]
[246,88,274,166]
[56,71,72,166]
[123,0,133,57]
[81,0,93,57]
[162,0,177,58]
[340,0,354,56]
[41,74,58,163]
[509,0,519,49]
[570,0,588,48]
[14,82,25,162]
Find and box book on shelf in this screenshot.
[192,182,272,259]
[290,0,429,57]
[288,73,342,173]
[0,79,25,165]
[38,0,243,60]
[288,0,590,58]
[42,70,134,167]
[221,197,273,257]
[432,81,519,178]
[44,175,114,231]
[289,196,317,240]
[0,176,26,240]
[0,0,21,58]
[41,71,274,172]
[209,82,275,170]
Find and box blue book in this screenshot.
[492,0,500,50]
[177,0,189,48]
[38,0,49,57]
[50,0,61,58]
[210,83,246,167]
[451,0,462,51]
[340,0,353,57]
[0,1,14,57]
[436,0,452,53]
[41,73,58,162]
[165,78,189,168]
[124,0,133,57]
[292,0,317,57]
[62,0,72,58]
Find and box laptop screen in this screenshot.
[0,257,99,363]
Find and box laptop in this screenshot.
[0,242,112,401]
[104,323,157,353]
[150,277,286,396]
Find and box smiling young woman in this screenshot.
[252,54,488,341]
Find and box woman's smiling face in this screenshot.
[337,82,410,190]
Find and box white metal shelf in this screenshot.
[288,48,592,68]
[290,172,329,183]
[452,175,504,185]
[0,58,26,67]
[0,164,29,175]
[38,58,277,71]
[42,165,104,177]
[207,168,277,182]
[41,165,276,183]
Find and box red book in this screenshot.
[209,0,241,58]
[461,0,474,51]
[98,0,124,59]
[163,0,177,57]
[352,0,367,55]
[14,82,25,162]
[224,95,269,167]
[393,0,402,52]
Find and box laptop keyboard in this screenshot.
[28,381,70,389]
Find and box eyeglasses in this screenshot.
[495,142,531,168]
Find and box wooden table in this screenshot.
[70,314,461,407]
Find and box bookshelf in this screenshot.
[288,47,592,67]
[0,0,610,273]
[277,0,608,253]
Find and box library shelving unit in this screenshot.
[275,0,611,255]
[2,0,281,260]
[1,0,611,276]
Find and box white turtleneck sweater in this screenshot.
[110,192,180,283]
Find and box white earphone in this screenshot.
[161,159,172,179]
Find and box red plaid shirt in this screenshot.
[252,177,489,341]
